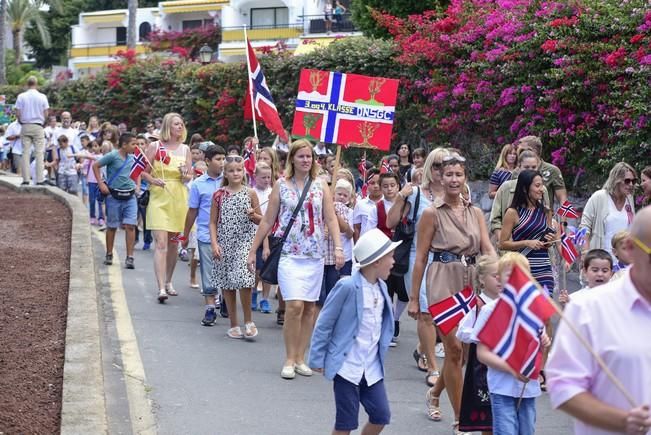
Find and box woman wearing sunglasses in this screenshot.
[580,162,637,260]
[247,139,344,380]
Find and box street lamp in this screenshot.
[199,44,213,64]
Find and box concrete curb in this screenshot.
[0,173,107,434]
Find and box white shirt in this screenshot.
[15,88,49,124]
[57,146,78,176]
[44,126,57,147]
[254,186,272,217]
[6,121,22,155]
[353,196,382,237]
[337,275,385,386]
[367,198,394,230]
[314,145,332,156]
[456,293,495,344]
[340,207,354,262]
[54,127,79,149]
[604,196,630,258]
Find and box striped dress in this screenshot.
[512,206,555,293]
[489,169,513,190]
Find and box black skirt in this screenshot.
[459,343,493,432]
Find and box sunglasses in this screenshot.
[623,178,638,185]
[442,154,466,163]
[225,156,243,163]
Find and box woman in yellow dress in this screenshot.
[142,113,193,302]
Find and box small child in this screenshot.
[472,252,551,435]
[85,140,105,226]
[187,160,208,288]
[209,155,262,339]
[78,134,91,205]
[182,144,226,326]
[252,162,273,313]
[54,135,80,194]
[611,230,632,279]
[309,228,398,435]
[454,255,500,432]
[559,249,613,305]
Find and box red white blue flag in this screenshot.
[243,138,256,180]
[358,155,368,197]
[246,40,288,142]
[560,232,579,264]
[129,147,150,181]
[155,144,170,165]
[557,200,579,219]
[477,265,556,379]
[292,69,399,151]
[428,286,477,336]
[380,158,391,174]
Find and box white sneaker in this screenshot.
[435,343,445,358]
[389,337,398,347]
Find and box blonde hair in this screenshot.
[611,230,630,250]
[603,162,637,196]
[221,158,244,187]
[498,252,531,276]
[495,143,517,171]
[255,161,272,175]
[474,255,499,291]
[159,112,187,143]
[335,178,353,195]
[421,147,451,189]
[258,147,280,180]
[336,168,355,188]
[285,139,318,180]
[517,135,543,155]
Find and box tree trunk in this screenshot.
[0,0,6,84]
[127,0,137,49]
[13,27,20,65]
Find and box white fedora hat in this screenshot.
[354,228,402,268]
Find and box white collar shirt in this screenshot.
[353,196,382,237]
[337,275,385,386]
[15,89,49,124]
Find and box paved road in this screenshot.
[94,229,574,435]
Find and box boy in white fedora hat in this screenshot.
[309,228,400,435]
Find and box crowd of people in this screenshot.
[4,76,651,435]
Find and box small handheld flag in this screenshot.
[557,200,579,219]
[243,138,256,180]
[560,233,579,265]
[380,159,391,174]
[155,144,171,165]
[428,286,477,336]
[129,147,151,181]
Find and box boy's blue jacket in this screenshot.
[308,270,395,381]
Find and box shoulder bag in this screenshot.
[391,186,420,277]
[260,178,313,285]
[103,155,135,200]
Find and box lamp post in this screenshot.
[199,44,213,64]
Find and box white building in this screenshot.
[68,0,358,78]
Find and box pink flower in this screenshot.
[640,55,651,65]
[604,47,627,67]
[630,34,644,44]
[471,102,482,111]
[497,86,518,107]
[541,39,559,53]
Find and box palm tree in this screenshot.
[0,0,7,84]
[127,0,138,49]
[7,0,61,65]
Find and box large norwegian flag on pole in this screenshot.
[477,265,556,380]
[428,286,477,336]
[245,38,288,142]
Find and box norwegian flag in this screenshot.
[246,39,288,142]
[243,138,256,180]
[193,167,204,177]
[358,155,368,197]
[560,232,579,264]
[428,286,477,336]
[477,265,556,379]
[380,158,391,174]
[129,147,151,181]
[557,200,579,219]
[155,144,171,165]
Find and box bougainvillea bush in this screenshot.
[374,0,651,188]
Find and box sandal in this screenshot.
[425,387,442,422]
[227,326,244,339]
[165,283,178,296]
[157,289,168,304]
[276,309,285,326]
[539,369,547,392]
[453,421,471,435]
[426,370,440,387]
[244,322,258,339]
[412,349,428,372]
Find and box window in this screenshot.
[139,22,152,41]
[182,19,203,30]
[250,7,289,28]
[116,27,127,45]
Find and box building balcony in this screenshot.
[69,43,150,59]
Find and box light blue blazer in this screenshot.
[308,270,395,381]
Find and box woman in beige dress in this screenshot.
[409,153,495,434]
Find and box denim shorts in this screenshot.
[80,174,89,195]
[197,241,218,296]
[57,172,79,194]
[105,195,137,228]
[490,393,536,435]
[333,375,390,431]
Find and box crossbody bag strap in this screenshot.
[412,186,420,221]
[280,177,313,243]
[106,156,131,189]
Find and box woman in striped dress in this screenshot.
[498,169,557,293]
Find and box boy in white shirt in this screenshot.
[352,168,382,241]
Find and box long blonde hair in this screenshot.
[495,143,517,171]
[258,147,280,180]
[159,112,187,143]
[285,139,318,180]
[421,147,451,189]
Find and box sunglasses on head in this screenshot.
[623,178,638,185]
[225,156,243,163]
[442,154,466,163]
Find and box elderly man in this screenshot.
[516,135,567,209]
[15,76,49,185]
[547,206,651,434]
[53,112,78,146]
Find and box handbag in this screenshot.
[391,186,419,277]
[260,178,313,285]
[137,189,150,207]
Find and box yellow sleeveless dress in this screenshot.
[146,144,189,233]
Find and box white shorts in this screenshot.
[278,255,324,302]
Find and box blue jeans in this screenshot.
[136,204,152,244]
[490,393,536,435]
[88,182,104,219]
[197,241,217,296]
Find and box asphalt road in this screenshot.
[94,229,575,435]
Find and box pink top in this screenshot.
[85,152,102,183]
[547,268,651,435]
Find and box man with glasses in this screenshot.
[547,205,651,435]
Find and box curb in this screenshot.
[0,173,108,434]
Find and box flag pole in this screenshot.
[243,25,258,139]
[331,144,342,187]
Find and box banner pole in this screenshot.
[332,144,342,187]
[243,26,258,139]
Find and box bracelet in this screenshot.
[335,247,344,252]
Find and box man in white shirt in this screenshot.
[15,75,49,185]
[314,141,332,156]
[53,112,78,146]
[5,120,22,175]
